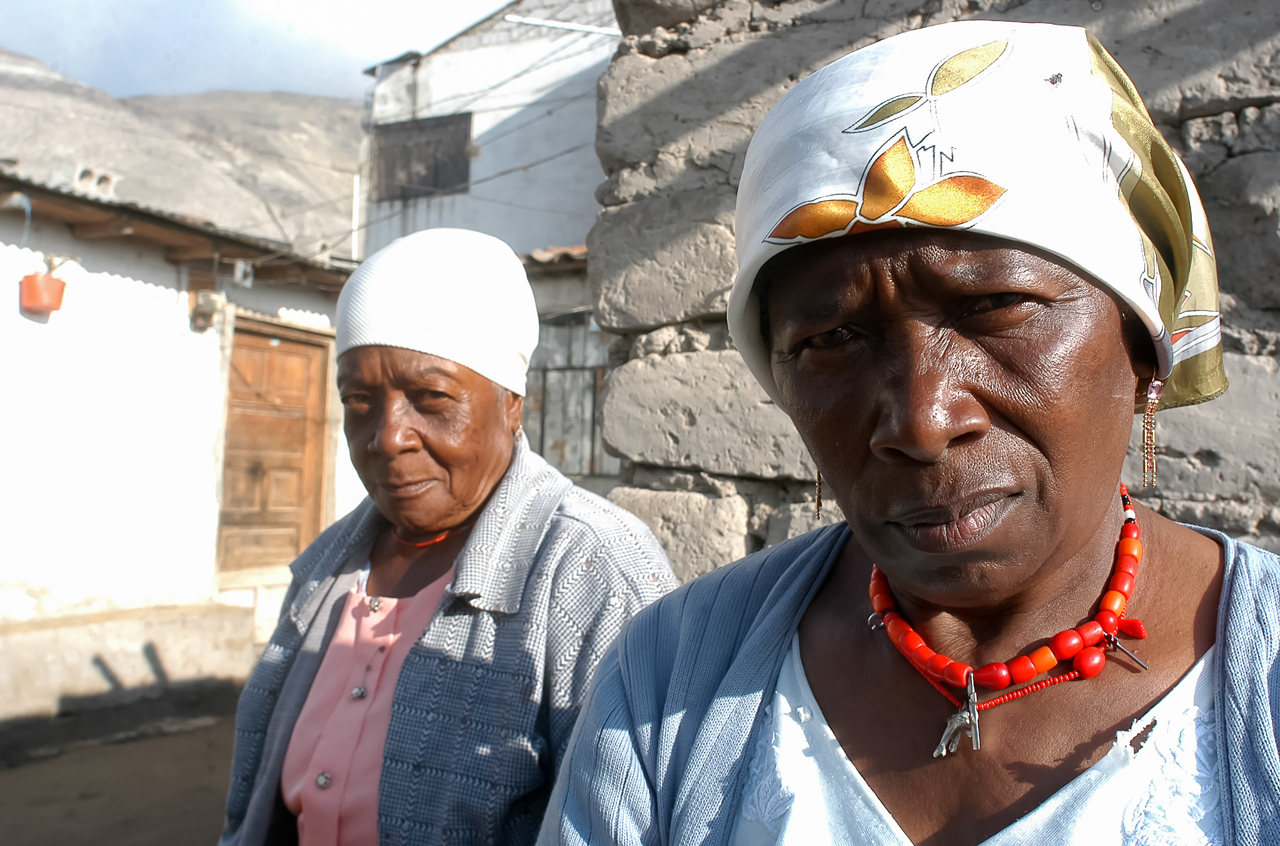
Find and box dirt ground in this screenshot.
[0,717,234,846]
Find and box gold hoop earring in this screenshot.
[1142,379,1163,488]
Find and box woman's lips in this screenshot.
[886,490,1017,553]
[379,479,438,498]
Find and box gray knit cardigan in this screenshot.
[220,438,677,846]
[539,524,1280,846]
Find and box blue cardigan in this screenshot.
[539,524,1280,846]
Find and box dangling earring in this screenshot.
[1142,379,1163,489]
[815,470,822,519]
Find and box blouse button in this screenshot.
[315,772,332,790]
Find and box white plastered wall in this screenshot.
[0,238,227,624]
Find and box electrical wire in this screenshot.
[431,24,615,117]
[285,140,593,262]
[3,13,616,233]
[476,90,593,146]
[467,192,595,218]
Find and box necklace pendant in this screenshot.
[1106,633,1150,670]
[933,676,982,758]
[934,708,975,757]
[368,596,382,612]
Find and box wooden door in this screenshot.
[218,327,328,574]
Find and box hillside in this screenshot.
[0,47,362,258]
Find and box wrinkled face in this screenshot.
[763,230,1146,606]
[337,346,524,533]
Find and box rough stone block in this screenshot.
[764,501,846,548]
[597,22,885,176]
[630,320,731,357]
[1177,112,1237,176]
[1221,293,1280,357]
[1123,352,1280,504]
[614,0,726,35]
[1201,152,1280,309]
[600,0,1278,182]
[981,0,1280,123]
[608,486,749,580]
[590,186,737,330]
[1234,105,1280,154]
[603,349,815,479]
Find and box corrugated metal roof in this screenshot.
[0,167,349,277]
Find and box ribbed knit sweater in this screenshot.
[221,439,677,846]
[539,524,1280,846]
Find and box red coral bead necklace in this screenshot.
[391,520,475,548]
[868,484,1150,757]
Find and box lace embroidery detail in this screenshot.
[1121,698,1223,846]
[740,705,795,834]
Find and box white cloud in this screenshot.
[0,0,511,98]
[241,0,514,62]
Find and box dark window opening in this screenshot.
[370,112,472,202]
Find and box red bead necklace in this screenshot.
[868,484,1150,757]
[391,520,474,548]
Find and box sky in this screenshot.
[0,0,512,100]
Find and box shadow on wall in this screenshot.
[0,639,241,770]
[590,0,1280,333]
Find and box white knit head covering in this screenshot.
[336,228,539,396]
[729,20,1226,411]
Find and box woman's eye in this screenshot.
[807,326,857,350]
[979,292,1027,312]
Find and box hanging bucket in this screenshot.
[19,272,66,314]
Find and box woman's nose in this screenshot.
[369,397,418,456]
[868,334,990,464]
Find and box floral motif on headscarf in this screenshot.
[729,21,1228,412]
[767,41,1010,242]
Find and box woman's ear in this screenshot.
[1119,308,1158,411]
[502,389,525,436]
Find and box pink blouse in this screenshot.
[281,568,452,846]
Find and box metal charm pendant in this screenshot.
[1106,633,1150,670]
[933,676,982,758]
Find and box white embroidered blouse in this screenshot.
[729,633,1221,846]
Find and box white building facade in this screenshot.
[360,1,626,492]
[361,0,618,257]
[0,175,364,721]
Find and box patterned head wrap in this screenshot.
[729,20,1226,411]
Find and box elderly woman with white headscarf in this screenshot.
[540,21,1280,846]
[219,229,676,846]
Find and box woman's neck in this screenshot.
[863,488,1129,666]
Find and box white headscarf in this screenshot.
[729,21,1225,411]
[336,228,539,396]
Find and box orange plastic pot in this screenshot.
[19,272,65,314]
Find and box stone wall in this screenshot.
[593,0,1280,580]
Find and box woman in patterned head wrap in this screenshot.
[540,21,1280,846]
